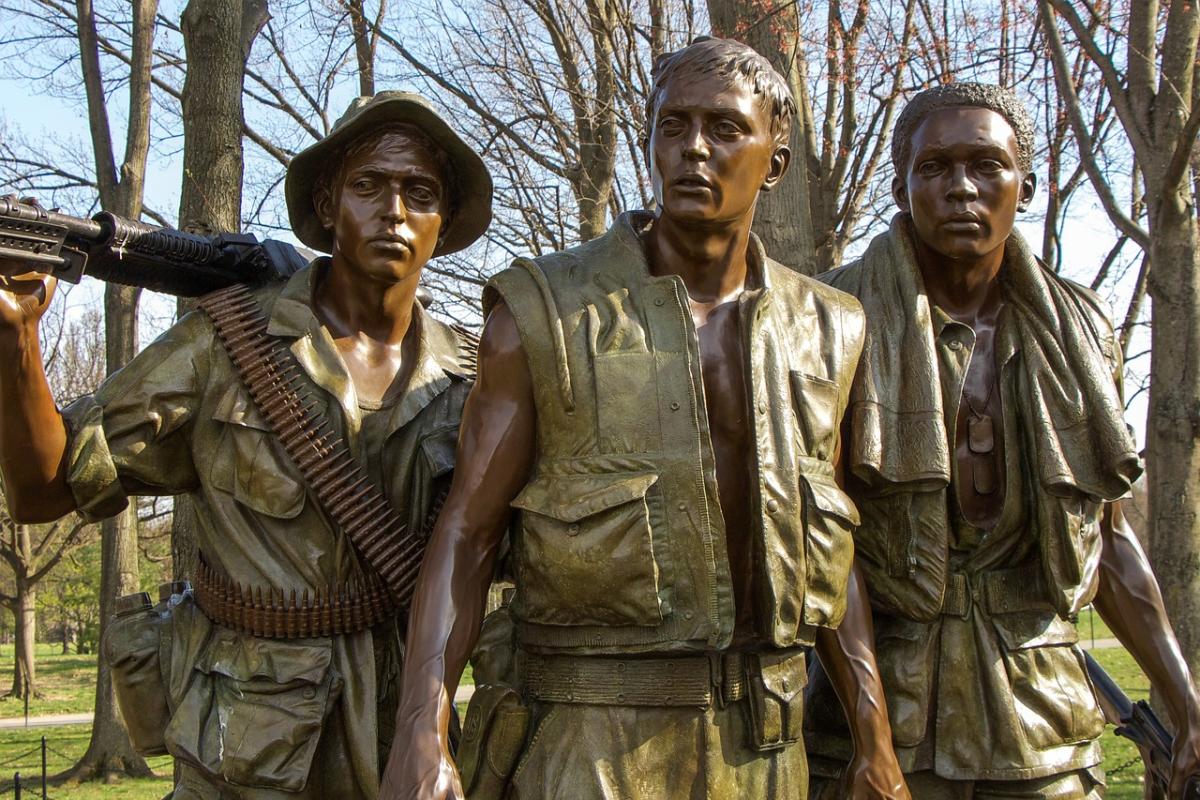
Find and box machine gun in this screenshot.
[1084,650,1200,798]
[0,195,308,296]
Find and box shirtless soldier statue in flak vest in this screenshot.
[382,37,909,800]
[806,83,1200,799]
[0,91,492,798]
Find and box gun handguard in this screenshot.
[0,195,305,295]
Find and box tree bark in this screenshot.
[9,573,35,700]
[174,0,268,586]
[62,0,160,782]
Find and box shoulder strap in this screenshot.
[197,283,440,609]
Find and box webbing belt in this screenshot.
[520,651,788,708]
[941,563,1054,618]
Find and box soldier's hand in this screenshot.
[379,737,463,800]
[0,258,56,332]
[1169,716,1200,799]
[840,749,912,800]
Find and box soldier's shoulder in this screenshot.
[765,257,864,318]
[1054,273,1117,328]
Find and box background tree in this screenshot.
[1038,0,1200,684]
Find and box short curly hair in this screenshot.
[646,37,796,145]
[892,83,1035,175]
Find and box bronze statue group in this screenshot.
[0,36,1197,800]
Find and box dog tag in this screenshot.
[973,455,997,495]
[968,414,994,454]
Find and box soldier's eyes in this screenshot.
[917,161,943,176]
[977,159,1004,172]
[409,186,437,205]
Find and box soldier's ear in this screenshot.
[1017,172,1037,213]
[314,186,335,231]
[893,174,910,213]
[760,144,791,192]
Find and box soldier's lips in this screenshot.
[370,237,412,253]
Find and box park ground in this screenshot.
[0,610,1154,798]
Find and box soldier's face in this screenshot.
[647,71,788,226]
[326,133,449,284]
[894,107,1035,263]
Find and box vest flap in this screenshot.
[511,472,658,523]
[804,476,861,526]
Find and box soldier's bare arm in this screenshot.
[380,298,536,800]
[1093,500,1200,798]
[0,258,75,522]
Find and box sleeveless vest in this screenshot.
[484,212,865,654]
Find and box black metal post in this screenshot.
[40,736,46,800]
[13,770,20,800]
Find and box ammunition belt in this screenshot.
[942,563,1054,618]
[197,284,467,609]
[520,651,753,708]
[194,558,392,639]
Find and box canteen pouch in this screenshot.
[457,683,531,800]
[102,582,191,756]
[746,650,807,752]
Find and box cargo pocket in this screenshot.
[164,629,340,792]
[873,616,937,748]
[209,384,306,519]
[747,650,807,751]
[993,613,1105,749]
[511,471,669,627]
[800,474,859,629]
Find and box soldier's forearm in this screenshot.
[0,323,74,522]
[1095,501,1200,731]
[814,564,895,754]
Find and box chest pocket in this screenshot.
[790,371,839,461]
[209,384,306,519]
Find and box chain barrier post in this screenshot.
[13,770,20,800]
[40,736,46,800]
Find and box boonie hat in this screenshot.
[285,91,493,257]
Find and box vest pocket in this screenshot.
[789,371,839,461]
[511,471,669,627]
[800,474,860,629]
[992,614,1106,749]
[209,384,306,519]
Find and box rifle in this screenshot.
[0,195,307,296]
[1084,650,1200,798]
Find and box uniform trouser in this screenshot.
[508,698,809,799]
[811,767,1104,799]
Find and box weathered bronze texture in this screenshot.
[381,37,907,800]
[0,90,493,798]
[807,82,1200,799]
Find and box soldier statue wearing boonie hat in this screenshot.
[0,91,492,799]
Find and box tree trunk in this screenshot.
[9,578,35,700]
[707,0,819,272]
[1146,188,1200,679]
[174,0,268,587]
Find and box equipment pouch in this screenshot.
[102,582,190,756]
[457,683,531,800]
[746,650,807,752]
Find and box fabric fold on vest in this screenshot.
[845,215,1140,501]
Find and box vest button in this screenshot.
[684,610,694,620]
[677,502,687,512]
[766,499,780,513]
[567,523,580,536]
[948,339,963,351]
[670,401,680,411]
[654,297,665,306]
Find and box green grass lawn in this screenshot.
[0,643,98,718]
[0,635,1163,798]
